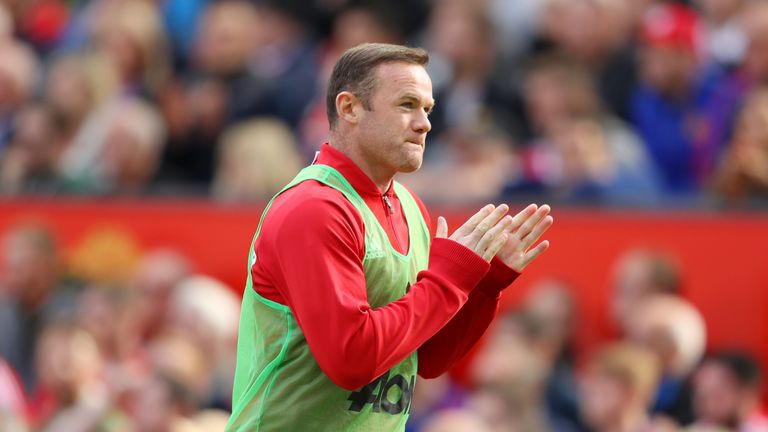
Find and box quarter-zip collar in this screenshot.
[314,143,408,254]
[314,143,396,199]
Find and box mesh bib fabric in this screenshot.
[226,164,430,431]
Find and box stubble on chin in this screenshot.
[400,149,424,173]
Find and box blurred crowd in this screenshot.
[407,248,768,432]
[1,219,767,431]
[1,222,239,431]
[0,0,766,206]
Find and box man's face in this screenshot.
[355,62,434,177]
[639,45,697,96]
[693,362,744,426]
[580,372,629,430]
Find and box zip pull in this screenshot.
[382,195,394,214]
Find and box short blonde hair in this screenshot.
[589,342,661,405]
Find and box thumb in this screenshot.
[436,216,448,238]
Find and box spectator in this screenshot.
[0,223,74,392]
[196,1,319,128]
[610,248,682,335]
[75,284,146,406]
[714,86,768,203]
[156,74,229,189]
[422,1,517,143]
[579,342,661,432]
[146,331,211,414]
[0,103,63,194]
[626,294,707,426]
[630,3,719,195]
[211,118,303,201]
[0,39,40,153]
[523,278,586,432]
[57,96,167,194]
[506,116,659,204]
[43,51,120,152]
[131,249,192,344]
[124,372,199,432]
[695,1,768,182]
[537,0,639,120]
[89,0,171,98]
[694,0,749,68]
[192,1,260,79]
[504,54,659,203]
[29,322,114,431]
[469,312,560,431]
[167,274,239,408]
[691,351,768,432]
[405,125,515,204]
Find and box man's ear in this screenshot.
[336,91,364,125]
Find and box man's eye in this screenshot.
[401,102,415,108]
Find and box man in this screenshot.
[579,342,661,432]
[226,43,553,431]
[691,351,768,432]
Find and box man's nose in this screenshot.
[412,110,431,134]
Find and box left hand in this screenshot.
[496,204,553,272]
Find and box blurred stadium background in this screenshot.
[0,0,767,431]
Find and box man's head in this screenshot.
[693,351,763,428]
[326,43,429,129]
[611,248,682,332]
[327,43,434,179]
[638,4,702,98]
[625,294,706,378]
[0,223,58,308]
[580,342,660,431]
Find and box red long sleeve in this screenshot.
[417,257,519,378]
[404,187,521,377]
[252,184,489,390]
[251,144,521,390]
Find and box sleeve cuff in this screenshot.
[476,256,520,298]
[428,237,491,294]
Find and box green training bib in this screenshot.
[226,164,430,431]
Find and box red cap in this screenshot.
[639,4,702,53]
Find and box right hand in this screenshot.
[435,204,513,262]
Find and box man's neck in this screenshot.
[328,135,394,194]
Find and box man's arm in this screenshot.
[254,188,509,391]
[417,258,518,378]
[414,203,553,378]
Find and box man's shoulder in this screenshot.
[272,179,356,212]
[263,180,364,233]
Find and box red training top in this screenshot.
[251,143,519,390]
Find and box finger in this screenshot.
[482,232,509,261]
[477,215,512,257]
[519,215,554,251]
[452,204,495,238]
[436,216,448,238]
[520,240,550,269]
[469,204,509,242]
[516,204,550,239]
[508,203,538,233]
